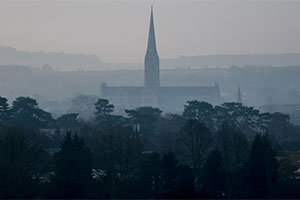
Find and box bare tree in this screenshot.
[69,95,99,121]
[179,119,213,179]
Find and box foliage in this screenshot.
[0,97,299,198]
[0,127,50,198]
[0,96,10,123]
[94,98,114,117]
[11,97,53,129]
[56,113,80,129]
[201,149,225,198]
[52,132,94,199]
[184,100,292,138]
[178,119,213,179]
[156,114,186,152]
[216,122,250,198]
[94,98,124,129]
[245,133,279,198]
[87,126,138,198]
[183,101,215,129]
[125,107,161,135]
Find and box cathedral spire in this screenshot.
[237,86,242,104]
[146,6,157,54]
[144,6,160,87]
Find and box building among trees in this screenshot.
[101,7,221,112]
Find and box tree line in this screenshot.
[0,96,300,198]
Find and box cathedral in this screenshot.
[101,7,221,112]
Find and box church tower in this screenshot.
[144,6,160,87]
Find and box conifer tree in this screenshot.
[246,133,278,198]
[0,96,10,124]
[53,132,93,199]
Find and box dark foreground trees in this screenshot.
[178,119,213,184]
[201,149,225,198]
[1,96,300,199]
[0,127,49,199]
[87,126,138,199]
[51,132,94,199]
[245,133,279,199]
[0,97,10,123]
[11,97,54,129]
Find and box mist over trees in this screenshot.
[1,64,300,118]
[1,1,299,198]
[1,95,300,198]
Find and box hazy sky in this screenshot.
[0,0,300,63]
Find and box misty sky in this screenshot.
[0,0,299,63]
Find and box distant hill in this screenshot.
[160,54,300,68]
[0,46,103,71]
[1,45,300,70]
[105,53,300,70]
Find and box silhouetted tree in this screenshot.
[216,122,250,198]
[56,113,80,129]
[231,130,250,169]
[245,133,279,199]
[0,96,10,124]
[70,95,98,120]
[88,126,137,198]
[125,107,162,149]
[183,101,215,130]
[94,98,114,117]
[157,114,186,152]
[52,132,93,199]
[267,112,291,140]
[11,97,53,129]
[136,152,196,199]
[0,127,50,198]
[160,152,196,199]
[176,165,196,199]
[160,152,179,198]
[94,98,122,129]
[135,152,163,198]
[179,119,212,182]
[230,129,250,198]
[201,149,225,199]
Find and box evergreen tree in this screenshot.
[245,133,279,198]
[52,132,93,199]
[125,107,162,135]
[94,99,124,129]
[183,100,215,130]
[94,98,114,117]
[56,113,80,129]
[11,97,53,129]
[125,107,162,149]
[201,149,225,199]
[0,96,10,124]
